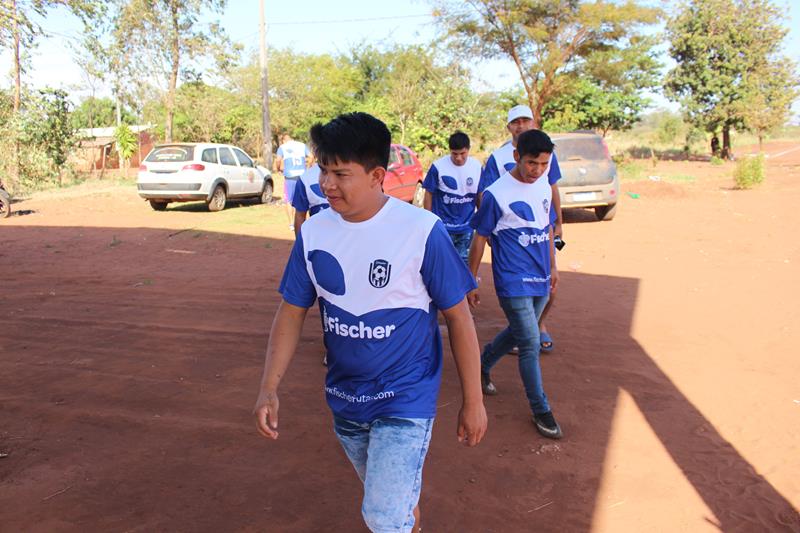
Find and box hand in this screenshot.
[457,401,488,447]
[254,390,280,440]
[467,289,480,309]
[555,222,563,239]
[550,267,559,294]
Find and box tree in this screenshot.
[112,0,238,141]
[17,89,76,186]
[114,123,137,178]
[72,97,135,129]
[666,0,798,158]
[433,0,661,127]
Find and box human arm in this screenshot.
[466,234,487,308]
[548,154,563,237]
[441,299,487,446]
[253,300,309,439]
[293,210,307,236]
[423,191,433,211]
[549,225,559,294]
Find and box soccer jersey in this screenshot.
[279,197,477,422]
[478,141,562,193]
[292,164,329,215]
[276,140,310,178]
[472,171,557,298]
[422,155,481,234]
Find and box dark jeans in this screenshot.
[449,230,473,266]
[481,294,550,414]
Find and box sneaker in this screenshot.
[533,411,563,439]
[508,346,519,355]
[481,372,497,396]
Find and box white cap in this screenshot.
[507,105,533,124]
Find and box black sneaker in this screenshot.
[533,411,563,439]
[481,372,497,396]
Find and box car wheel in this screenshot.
[208,185,227,212]
[260,181,273,204]
[595,203,617,221]
[149,200,169,211]
[412,182,425,208]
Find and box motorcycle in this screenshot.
[0,180,11,219]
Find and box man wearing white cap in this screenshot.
[478,105,562,354]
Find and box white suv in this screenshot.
[137,143,274,212]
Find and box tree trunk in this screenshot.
[165,1,181,142]
[11,0,20,187]
[722,126,733,160]
[758,134,763,153]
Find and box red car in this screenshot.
[384,144,424,206]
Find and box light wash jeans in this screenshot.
[481,294,550,414]
[448,230,473,266]
[333,416,434,533]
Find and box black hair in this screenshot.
[516,129,554,159]
[309,112,391,171]
[448,131,470,150]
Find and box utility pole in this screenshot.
[259,0,273,168]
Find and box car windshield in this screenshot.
[554,137,606,161]
[145,145,195,163]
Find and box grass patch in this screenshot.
[733,155,765,189]
[618,161,646,181]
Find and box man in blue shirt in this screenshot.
[467,129,563,440]
[422,131,481,265]
[291,163,329,235]
[254,112,487,533]
[480,105,563,353]
[275,133,311,229]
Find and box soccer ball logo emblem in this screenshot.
[369,259,392,288]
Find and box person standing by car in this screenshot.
[467,129,562,440]
[479,105,563,353]
[421,131,481,265]
[274,133,312,228]
[254,112,487,533]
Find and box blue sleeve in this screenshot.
[548,152,561,185]
[278,232,317,308]
[276,146,284,158]
[292,181,310,212]
[422,164,439,192]
[478,154,499,193]
[470,191,503,237]
[549,203,557,226]
[420,220,478,310]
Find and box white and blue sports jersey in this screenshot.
[472,171,555,298]
[478,141,562,193]
[277,140,310,178]
[279,197,477,422]
[422,155,481,234]
[292,164,329,215]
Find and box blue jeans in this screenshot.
[333,416,434,533]
[481,295,550,414]
[449,230,473,266]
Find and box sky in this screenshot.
[4,0,800,118]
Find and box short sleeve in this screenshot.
[304,144,311,157]
[278,232,317,308]
[548,152,561,185]
[478,154,499,193]
[276,146,284,158]
[420,221,478,310]
[422,164,439,192]
[470,191,503,237]
[292,181,310,212]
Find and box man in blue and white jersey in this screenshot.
[291,163,329,235]
[254,112,487,533]
[467,129,563,440]
[422,131,481,265]
[480,104,563,353]
[275,133,312,227]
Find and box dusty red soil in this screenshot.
[1,143,799,532]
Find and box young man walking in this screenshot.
[254,113,488,533]
[274,133,312,228]
[467,129,562,440]
[480,104,563,352]
[422,131,481,265]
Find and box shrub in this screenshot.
[710,156,724,166]
[733,154,765,189]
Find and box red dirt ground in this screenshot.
[1,143,799,532]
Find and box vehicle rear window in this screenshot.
[201,148,218,164]
[389,149,400,165]
[554,138,606,161]
[145,145,194,163]
[399,148,413,166]
[219,147,237,166]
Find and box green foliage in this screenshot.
[71,97,135,129]
[114,124,137,161]
[710,156,724,166]
[617,161,645,181]
[20,89,75,168]
[733,154,765,189]
[656,114,682,145]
